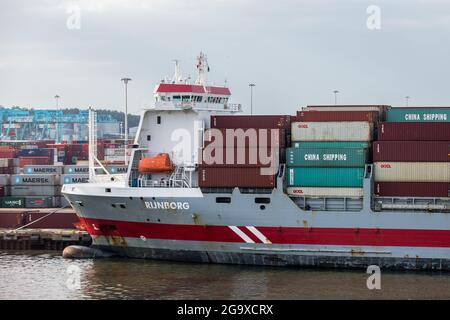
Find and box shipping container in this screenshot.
[0,158,15,168]
[286,147,367,167]
[1,197,25,208]
[374,182,450,198]
[211,115,291,129]
[0,185,10,197]
[198,167,276,188]
[201,147,280,167]
[287,167,364,187]
[0,174,10,185]
[23,165,63,174]
[373,141,450,162]
[304,105,389,114]
[0,167,20,174]
[295,111,379,123]
[17,148,54,157]
[292,141,370,149]
[291,122,373,142]
[61,174,89,184]
[106,165,128,174]
[25,196,60,208]
[11,174,60,186]
[287,187,363,197]
[204,128,285,148]
[378,122,450,141]
[386,107,450,122]
[63,165,89,174]
[0,147,16,158]
[10,185,61,196]
[374,162,450,182]
[19,156,52,167]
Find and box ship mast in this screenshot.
[172,59,183,84]
[195,52,209,86]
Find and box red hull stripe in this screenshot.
[80,217,450,248]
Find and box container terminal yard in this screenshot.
[0,108,134,249]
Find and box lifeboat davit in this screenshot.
[138,153,174,173]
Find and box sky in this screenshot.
[1,0,450,115]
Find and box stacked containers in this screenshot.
[287,111,377,197]
[198,115,290,188]
[374,107,450,198]
[16,148,54,167]
[60,165,90,206]
[10,165,62,208]
[0,158,19,207]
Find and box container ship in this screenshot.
[61,53,450,270]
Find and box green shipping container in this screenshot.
[286,167,364,187]
[286,148,367,167]
[291,141,370,149]
[386,107,450,122]
[1,197,25,208]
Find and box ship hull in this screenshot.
[92,242,450,270]
[62,181,450,271]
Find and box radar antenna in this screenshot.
[195,52,209,86]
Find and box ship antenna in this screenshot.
[173,59,183,84]
[195,52,209,86]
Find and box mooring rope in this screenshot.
[11,205,70,232]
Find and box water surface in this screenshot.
[0,251,449,299]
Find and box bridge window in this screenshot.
[173,95,181,102]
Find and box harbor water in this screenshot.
[1,251,450,300]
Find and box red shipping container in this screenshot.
[211,115,291,129]
[19,156,52,167]
[204,128,286,148]
[198,166,276,188]
[294,111,379,123]
[375,182,450,198]
[373,141,450,162]
[378,122,450,141]
[0,146,16,158]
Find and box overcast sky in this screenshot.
[1,0,450,115]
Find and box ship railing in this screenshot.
[154,101,241,112]
[137,175,170,188]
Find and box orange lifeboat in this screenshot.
[138,153,174,173]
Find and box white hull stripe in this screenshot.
[246,226,272,244]
[228,226,255,243]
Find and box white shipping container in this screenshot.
[374,162,450,182]
[23,165,63,174]
[291,122,373,141]
[0,159,10,168]
[63,165,89,174]
[11,174,60,186]
[105,148,125,156]
[0,174,10,185]
[104,155,126,162]
[304,106,384,112]
[10,185,62,196]
[61,174,89,184]
[104,148,131,156]
[287,187,363,197]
